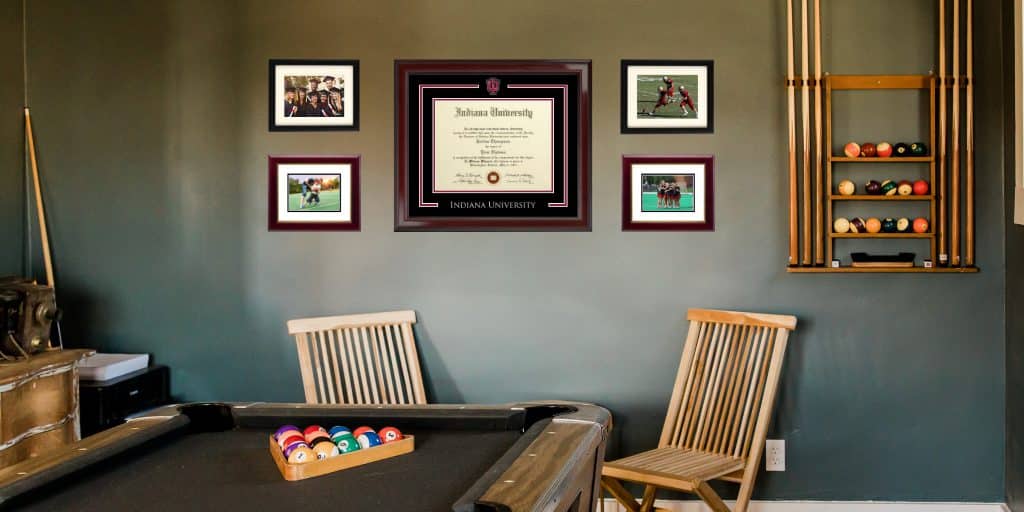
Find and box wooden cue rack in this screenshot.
[785,0,978,274]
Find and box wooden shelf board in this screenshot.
[826,74,932,90]
[830,195,933,201]
[787,266,979,274]
[830,232,933,239]
[829,156,932,163]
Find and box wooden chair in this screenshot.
[287,310,427,405]
[601,308,797,512]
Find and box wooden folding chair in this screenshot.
[601,308,797,512]
[287,310,427,405]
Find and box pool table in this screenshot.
[0,401,609,511]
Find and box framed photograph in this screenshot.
[620,60,714,133]
[268,155,360,231]
[622,155,714,231]
[269,59,359,131]
[395,60,591,231]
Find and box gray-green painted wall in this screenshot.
[3,0,1009,501]
[1005,0,1024,507]
[1,0,23,276]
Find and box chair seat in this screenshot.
[604,447,745,490]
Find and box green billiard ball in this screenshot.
[910,142,928,156]
[881,218,897,233]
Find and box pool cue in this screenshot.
[951,0,961,267]
[24,107,55,289]
[813,0,823,265]
[801,0,811,266]
[938,0,948,265]
[965,0,974,266]
[787,0,798,266]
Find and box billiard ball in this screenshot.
[335,433,361,454]
[881,180,898,196]
[844,142,861,158]
[311,438,340,460]
[861,143,877,157]
[833,217,851,233]
[913,180,930,195]
[894,143,910,157]
[912,217,930,233]
[876,142,893,157]
[897,180,913,196]
[849,217,866,233]
[865,180,882,195]
[286,444,315,464]
[357,432,383,449]
[328,426,351,441]
[274,425,302,441]
[378,427,403,444]
[837,180,856,196]
[897,216,913,232]
[910,142,928,156]
[865,217,882,233]
[305,430,330,444]
[897,217,911,232]
[881,218,897,232]
[278,434,306,450]
[352,426,374,439]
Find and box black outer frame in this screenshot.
[621,154,715,231]
[394,59,592,232]
[267,155,361,231]
[620,59,714,134]
[268,59,360,132]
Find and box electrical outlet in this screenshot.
[765,439,785,471]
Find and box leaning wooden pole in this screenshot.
[813,0,823,265]
[938,0,948,265]
[24,107,54,289]
[786,0,798,266]
[800,0,811,266]
[951,0,961,267]
[964,0,974,266]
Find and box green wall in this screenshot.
[0,0,23,276]
[1005,1,1024,508]
[4,0,1010,501]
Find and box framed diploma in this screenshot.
[395,60,591,231]
[622,155,714,231]
[268,155,360,231]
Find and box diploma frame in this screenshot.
[395,60,591,231]
[621,155,715,231]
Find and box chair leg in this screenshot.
[734,468,759,512]
[694,481,731,512]
[638,485,657,512]
[600,476,641,512]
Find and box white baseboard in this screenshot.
[599,499,1009,512]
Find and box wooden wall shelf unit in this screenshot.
[784,0,977,275]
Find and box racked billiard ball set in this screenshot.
[270,423,414,481]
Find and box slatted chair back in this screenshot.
[287,310,426,405]
[659,309,796,467]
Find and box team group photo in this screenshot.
[640,174,695,212]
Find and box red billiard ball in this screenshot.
[860,143,877,157]
[378,427,403,444]
[844,142,861,158]
[876,142,893,157]
[912,180,930,195]
[912,217,930,233]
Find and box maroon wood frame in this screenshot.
[394,60,591,231]
[268,155,361,231]
[621,155,715,231]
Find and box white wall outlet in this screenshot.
[765,439,785,471]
